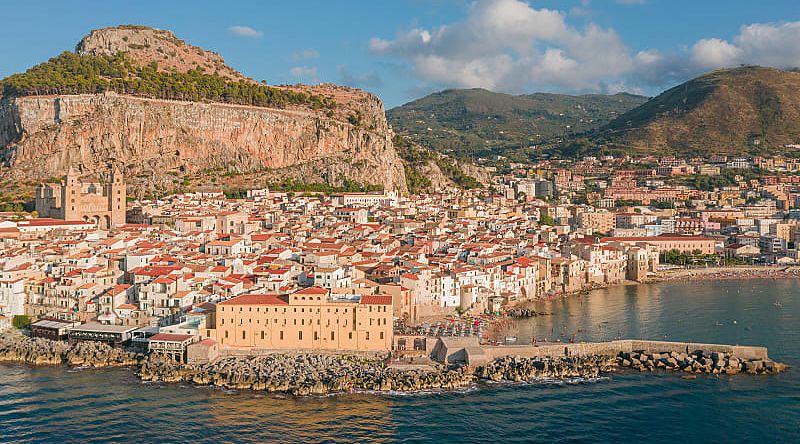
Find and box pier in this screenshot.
[431,337,770,366]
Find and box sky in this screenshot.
[1,0,799,107]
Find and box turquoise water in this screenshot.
[1,279,798,443]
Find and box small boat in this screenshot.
[774,301,783,307]
[505,336,518,343]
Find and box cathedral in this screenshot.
[35,165,127,229]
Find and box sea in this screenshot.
[1,279,798,443]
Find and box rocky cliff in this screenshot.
[0,26,407,198]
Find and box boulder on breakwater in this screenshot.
[0,331,139,368]
[616,350,789,375]
[476,355,617,382]
[139,353,476,395]
[506,308,549,318]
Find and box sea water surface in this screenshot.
[1,279,798,443]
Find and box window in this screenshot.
[380,332,384,340]
[280,331,284,340]
[366,332,370,340]
[225,331,229,338]
[348,332,353,339]
[314,331,318,340]
[242,331,246,340]
[330,331,335,340]
[298,331,303,340]
[261,331,265,340]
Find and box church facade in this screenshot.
[35,166,127,229]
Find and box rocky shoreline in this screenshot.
[139,353,476,395]
[506,307,550,318]
[477,355,617,382]
[0,331,139,367]
[1,331,789,396]
[616,350,789,375]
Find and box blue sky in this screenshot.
[1,0,799,107]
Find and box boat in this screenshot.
[774,301,783,307]
[504,336,518,343]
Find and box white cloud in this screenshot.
[291,49,320,61]
[369,0,631,93]
[691,38,741,68]
[337,65,383,88]
[290,66,318,82]
[369,0,800,97]
[229,26,263,38]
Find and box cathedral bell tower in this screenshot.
[108,164,127,227]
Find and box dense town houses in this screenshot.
[4,154,800,354]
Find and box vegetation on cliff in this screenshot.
[394,135,482,193]
[0,51,335,110]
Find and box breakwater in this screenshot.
[0,331,139,367]
[477,355,617,382]
[1,329,788,397]
[139,353,476,395]
[617,349,787,375]
[434,337,773,366]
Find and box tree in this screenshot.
[539,214,556,226]
[12,315,31,329]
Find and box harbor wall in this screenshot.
[434,338,769,366]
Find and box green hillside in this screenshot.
[387,88,647,159]
[594,66,800,156]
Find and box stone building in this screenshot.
[35,165,126,228]
[208,287,393,352]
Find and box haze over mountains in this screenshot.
[389,66,800,160]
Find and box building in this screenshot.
[578,211,616,234]
[208,287,392,351]
[601,235,716,255]
[35,165,127,229]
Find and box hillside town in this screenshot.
[2,153,800,362]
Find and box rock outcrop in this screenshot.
[0,331,139,367]
[139,353,475,395]
[0,92,406,195]
[477,355,617,382]
[0,26,407,197]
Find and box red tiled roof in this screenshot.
[360,295,392,305]
[149,333,194,342]
[218,294,289,305]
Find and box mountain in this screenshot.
[0,25,407,204]
[387,88,647,159]
[594,66,800,156]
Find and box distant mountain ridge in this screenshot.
[595,66,800,156]
[387,88,647,158]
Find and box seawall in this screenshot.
[433,337,769,366]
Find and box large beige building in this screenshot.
[35,165,126,229]
[601,235,716,255]
[208,287,393,351]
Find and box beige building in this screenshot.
[601,235,716,255]
[208,287,393,351]
[36,165,126,229]
[578,211,616,234]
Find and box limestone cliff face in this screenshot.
[0,92,407,194]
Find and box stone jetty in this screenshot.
[477,355,617,382]
[139,353,476,395]
[506,307,549,318]
[0,331,139,368]
[616,349,789,375]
